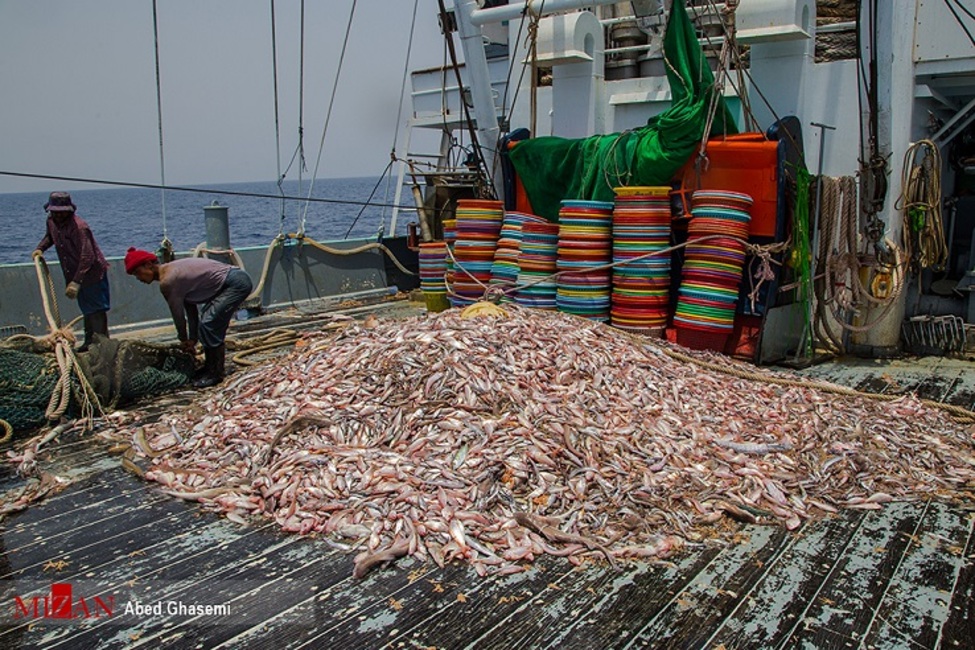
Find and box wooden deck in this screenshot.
[1,310,974,649]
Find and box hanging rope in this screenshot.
[897,139,947,273]
[151,0,171,252]
[299,0,358,237]
[497,0,536,135]
[813,176,907,343]
[30,255,104,428]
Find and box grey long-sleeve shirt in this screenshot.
[158,257,232,341]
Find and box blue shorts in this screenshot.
[77,276,111,315]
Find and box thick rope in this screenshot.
[648,342,975,423]
[897,139,947,273]
[288,234,417,277]
[31,255,105,427]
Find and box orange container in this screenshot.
[675,133,780,238]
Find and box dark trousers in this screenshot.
[198,268,252,348]
[77,276,111,315]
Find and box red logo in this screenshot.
[13,583,114,620]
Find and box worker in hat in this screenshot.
[33,192,111,352]
[124,248,253,388]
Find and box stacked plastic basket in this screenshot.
[674,190,753,350]
[556,200,614,322]
[451,199,504,306]
[490,211,544,303]
[418,241,449,312]
[515,219,560,310]
[610,186,673,334]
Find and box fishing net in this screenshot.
[0,335,195,435]
[507,0,739,222]
[0,342,67,432]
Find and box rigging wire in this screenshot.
[150,0,170,249]
[0,170,417,211]
[688,1,807,169]
[497,1,534,130]
[269,0,287,236]
[299,0,358,237]
[382,0,421,236]
[344,159,396,239]
[391,0,421,162]
[297,0,307,217]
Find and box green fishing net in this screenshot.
[508,0,739,222]
[0,336,195,435]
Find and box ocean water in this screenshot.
[0,177,408,266]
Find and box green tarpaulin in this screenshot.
[508,0,738,222]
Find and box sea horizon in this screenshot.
[0,176,413,266]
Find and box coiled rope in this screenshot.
[0,419,12,445]
[897,139,947,273]
[813,176,906,347]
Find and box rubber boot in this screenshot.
[78,315,94,353]
[192,344,226,389]
[78,311,108,353]
[89,310,109,338]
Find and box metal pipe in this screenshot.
[203,201,233,265]
[473,0,724,26]
[452,0,502,194]
[470,0,622,26]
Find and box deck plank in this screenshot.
[1,488,187,579]
[312,556,576,650]
[704,509,865,649]
[2,471,153,538]
[253,560,478,650]
[472,561,647,650]
[861,500,974,649]
[620,524,789,648]
[940,505,975,649]
[784,500,927,648]
[33,523,321,648]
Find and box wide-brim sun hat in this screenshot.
[44,191,76,213]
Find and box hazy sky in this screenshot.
[0,0,447,194]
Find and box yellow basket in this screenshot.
[613,186,671,197]
[424,292,450,313]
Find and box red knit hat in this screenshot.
[124,247,158,274]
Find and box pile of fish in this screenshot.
[126,306,975,577]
